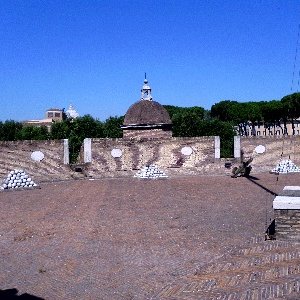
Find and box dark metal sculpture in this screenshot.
[231,156,253,178]
[231,145,265,178]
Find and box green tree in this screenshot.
[103,116,124,138]
[172,111,204,137]
[197,120,235,157]
[0,120,23,141]
[281,93,300,135]
[50,115,104,163]
[17,125,49,140]
[69,115,104,162]
[164,105,205,120]
[211,100,240,123]
[51,120,70,139]
[261,100,285,134]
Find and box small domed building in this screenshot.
[121,79,172,139]
[66,104,79,119]
[80,77,220,178]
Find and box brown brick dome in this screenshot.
[121,78,172,139]
[123,100,172,126]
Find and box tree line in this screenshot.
[211,93,300,136]
[0,92,299,161]
[0,115,124,162]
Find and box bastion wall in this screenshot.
[0,140,71,182]
[82,136,224,177]
[1,135,299,182]
[236,136,300,173]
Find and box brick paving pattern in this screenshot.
[156,240,300,299]
[1,173,300,299]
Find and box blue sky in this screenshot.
[0,0,300,122]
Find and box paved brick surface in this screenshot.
[156,239,300,299]
[0,173,300,299]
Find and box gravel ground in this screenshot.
[0,172,299,299]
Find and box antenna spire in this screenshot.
[291,24,300,91]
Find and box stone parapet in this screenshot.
[0,140,72,182]
[83,136,224,178]
[274,186,300,241]
[240,136,300,173]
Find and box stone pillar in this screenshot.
[273,186,300,241]
[234,136,241,158]
[63,139,69,165]
[84,138,92,163]
[214,136,220,159]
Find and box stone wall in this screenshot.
[84,136,224,178]
[3,135,298,182]
[238,136,300,173]
[273,186,300,241]
[0,140,72,182]
[274,209,300,241]
[123,128,172,139]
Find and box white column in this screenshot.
[234,136,241,158]
[63,139,69,165]
[214,136,220,159]
[84,138,92,163]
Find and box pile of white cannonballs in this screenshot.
[271,159,300,174]
[134,165,168,179]
[1,169,37,190]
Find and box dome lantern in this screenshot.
[122,77,172,139]
[141,78,152,101]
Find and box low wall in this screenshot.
[273,186,300,241]
[0,140,72,182]
[2,135,298,182]
[238,136,300,173]
[123,128,172,139]
[83,136,225,178]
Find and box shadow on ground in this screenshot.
[246,176,278,196]
[0,289,44,300]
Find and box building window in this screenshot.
[48,112,53,118]
[257,131,260,136]
[263,131,266,136]
[55,112,61,118]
